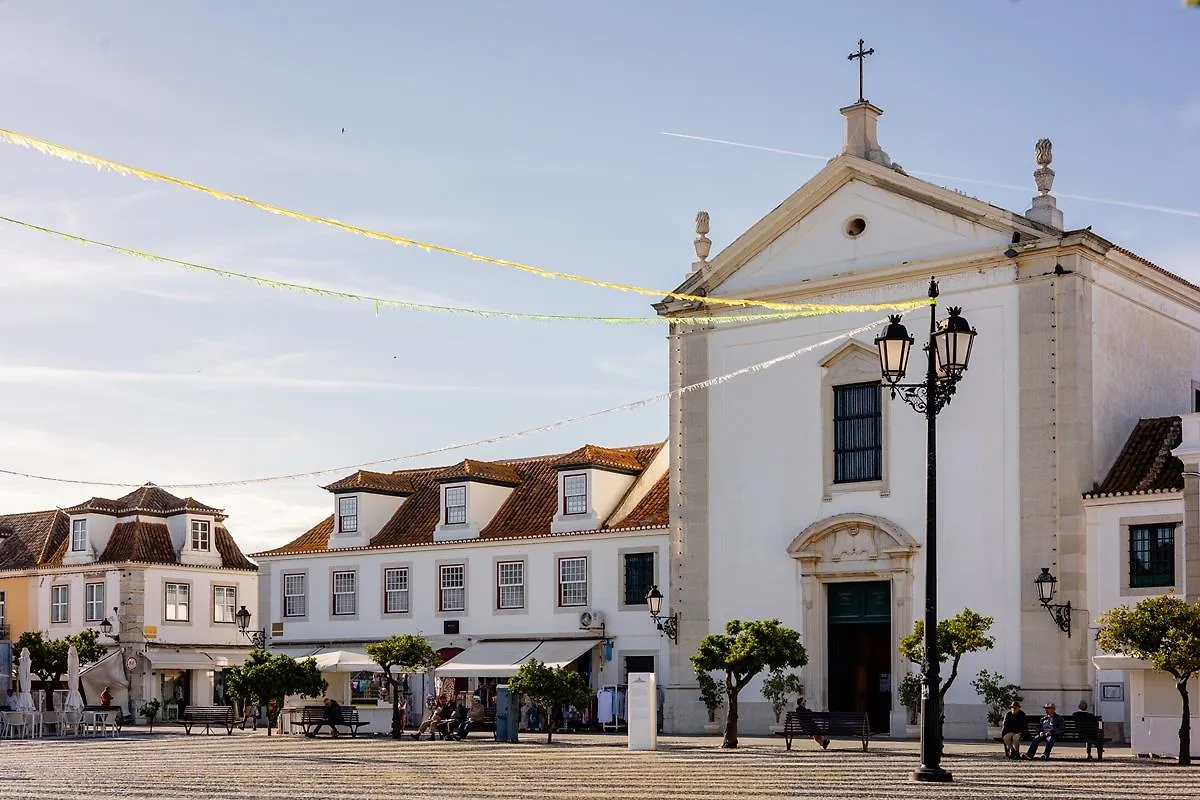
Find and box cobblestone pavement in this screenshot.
[1,729,1197,800]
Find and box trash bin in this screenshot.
[494,685,519,743]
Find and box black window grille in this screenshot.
[624,552,655,606]
[834,382,882,483]
[1129,523,1175,588]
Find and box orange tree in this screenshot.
[366,634,438,738]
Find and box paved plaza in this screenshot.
[1,729,1197,800]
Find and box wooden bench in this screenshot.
[297,705,369,738]
[181,705,235,735]
[1018,715,1106,760]
[782,710,871,752]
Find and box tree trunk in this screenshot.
[723,685,740,749]
[388,674,405,738]
[1178,678,1192,767]
[545,706,554,744]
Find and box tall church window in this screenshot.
[833,382,882,483]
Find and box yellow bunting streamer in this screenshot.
[0,215,856,326]
[0,319,885,489]
[0,128,925,316]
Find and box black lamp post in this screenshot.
[874,277,977,783]
[645,585,679,643]
[1034,568,1072,637]
[235,605,266,649]
[97,616,117,642]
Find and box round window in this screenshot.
[844,216,867,238]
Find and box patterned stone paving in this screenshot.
[1,729,1197,800]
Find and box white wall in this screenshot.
[1130,671,1200,757]
[35,568,122,633]
[142,566,258,646]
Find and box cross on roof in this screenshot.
[847,39,875,103]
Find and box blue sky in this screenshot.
[0,1,1196,552]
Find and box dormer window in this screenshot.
[563,474,588,515]
[190,520,211,551]
[444,485,467,525]
[338,496,359,533]
[71,520,88,552]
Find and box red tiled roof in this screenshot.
[322,471,415,495]
[99,521,177,564]
[261,443,665,556]
[437,459,522,486]
[0,510,69,570]
[608,474,669,529]
[215,526,258,570]
[1086,416,1184,498]
[555,445,646,474]
[65,484,224,518]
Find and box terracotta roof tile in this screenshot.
[323,471,415,495]
[555,445,646,474]
[437,459,522,486]
[608,474,669,529]
[262,443,665,555]
[0,510,68,570]
[100,521,177,564]
[1087,416,1184,498]
[65,484,224,518]
[215,526,258,570]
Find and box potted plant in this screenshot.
[971,669,1022,740]
[696,669,724,735]
[760,670,804,734]
[139,698,161,733]
[899,672,923,737]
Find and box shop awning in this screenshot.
[304,650,383,673]
[1093,654,1151,671]
[525,638,601,669]
[147,650,245,670]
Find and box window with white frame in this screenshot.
[384,567,409,614]
[213,585,237,623]
[558,557,588,607]
[833,382,883,483]
[563,474,588,515]
[1129,523,1176,588]
[440,564,465,612]
[50,585,69,623]
[71,519,88,552]
[191,520,211,551]
[165,582,190,622]
[85,582,105,622]
[338,496,358,533]
[283,573,306,617]
[444,485,467,525]
[497,561,524,610]
[332,570,357,616]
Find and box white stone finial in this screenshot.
[692,211,711,271]
[1025,138,1063,229]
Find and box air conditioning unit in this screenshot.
[579,610,606,630]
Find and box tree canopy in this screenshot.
[899,607,995,700]
[505,659,590,744]
[14,629,107,709]
[224,650,326,736]
[1098,595,1200,765]
[366,634,438,738]
[690,618,807,748]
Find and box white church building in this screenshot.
[655,90,1200,744]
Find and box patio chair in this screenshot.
[60,710,84,737]
[3,711,29,739]
[96,710,120,737]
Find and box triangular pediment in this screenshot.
[667,155,1052,307]
[819,339,877,369]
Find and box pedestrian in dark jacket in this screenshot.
[1072,700,1098,760]
[1001,701,1026,759]
[1025,702,1064,759]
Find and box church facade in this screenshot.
[656,97,1200,740]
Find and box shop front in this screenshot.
[145,648,249,718]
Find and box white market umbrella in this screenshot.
[306,650,383,673]
[63,645,85,710]
[16,647,35,711]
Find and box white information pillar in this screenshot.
[627,672,657,751]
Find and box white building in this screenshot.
[655,95,1200,738]
[1087,413,1200,755]
[253,443,671,729]
[0,484,259,715]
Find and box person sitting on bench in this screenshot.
[450,695,486,740]
[796,697,829,750]
[307,698,346,738]
[1025,702,1064,760]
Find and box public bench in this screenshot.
[181,705,235,735]
[298,705,369,738]
[782,710,871,752]
[1018,715,1106,760]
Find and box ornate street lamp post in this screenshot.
[645,585,679,643]
[874,278,977,783]
[235,605,266,649]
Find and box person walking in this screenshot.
[1025,702,1064,760]
[1000,701,1027,759]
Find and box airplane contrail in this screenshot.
[660,131,1200,219]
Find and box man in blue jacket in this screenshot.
[1025,702,1064,760]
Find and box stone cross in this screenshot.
[847,39,875,103]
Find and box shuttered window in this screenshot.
[833,382,882,483]
[1129,523,1175,588]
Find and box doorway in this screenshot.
[827,581,891,733]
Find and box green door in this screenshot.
[827,581,891,733]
